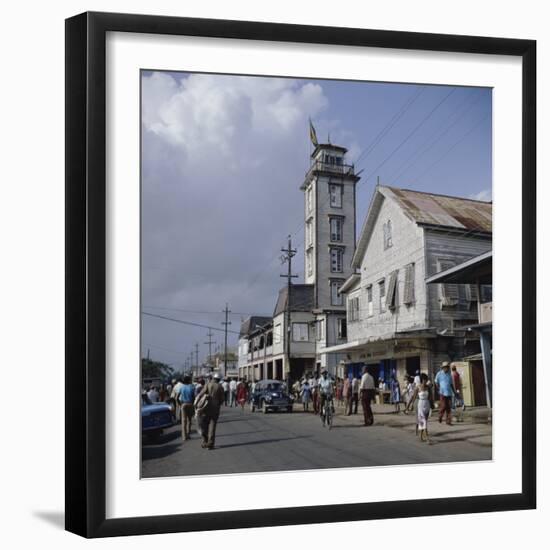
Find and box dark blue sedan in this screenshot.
[250,379,293,413]
[141,395,174,439]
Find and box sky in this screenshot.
[140,70,492,370]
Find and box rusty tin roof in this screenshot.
[385,186,492,232]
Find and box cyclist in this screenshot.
[318,370,334,425]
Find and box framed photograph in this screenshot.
[65,11,536,538]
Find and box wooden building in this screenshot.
[323,185,492,385]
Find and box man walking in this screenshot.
[343,375,352,415]
[350,374,360,415]
[359,367,376,426]
[451,365,464,422]
[435,362,454,425]
[170,377,183,421]
[178,375,195,440]
[229,377,237,407]
[197,373,225,449]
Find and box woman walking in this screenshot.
[236,379,248,411]
[300,380,312,412]
[390,372,401,413]
[411,373,432,442]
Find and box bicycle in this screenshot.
[320,395,335,430]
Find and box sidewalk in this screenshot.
[333,402,492,427]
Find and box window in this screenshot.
[383,220,393,250]
[329,184,343,208]
[337,318,347,339]
[316,319,325,341]
[306,220,313,247]
[403,263,416,305]
[306,248,313,276]
[366,285,373,316]
[465,284,478,303]
[330,247,343,273]
[348,295,360,322]
[386,270,398,310]
[274,324,281,344]
[329,217,343,242]
[437,259,459,307]
[292,322,309,342]
[330,280,344,306]
[379,279,386,312]
[266,331,273,347]
[307,186,313,212]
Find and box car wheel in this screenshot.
[262,400,268,414]
[287,406,292,413]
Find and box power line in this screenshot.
[354,86,426,166]
[143,305,269,317]
[388,89,483,184]
[408,111,491,186]
[142,311,241,335]
[359,87,458,184]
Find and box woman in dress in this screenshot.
[336,378,344,406]
[410,373,432,442]
[390,372,401,413]
[236,379,248,411]
[300,380,312,412]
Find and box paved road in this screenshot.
[141,405,491,478]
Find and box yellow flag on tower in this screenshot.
[309,118,318,146]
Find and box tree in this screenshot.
[141,358,174,381]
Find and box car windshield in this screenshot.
[265,383,283,392]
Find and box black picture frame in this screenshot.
[65,11,536,538]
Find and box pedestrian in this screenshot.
[435,361,454,425]
[336,377,344,406]
[410,372,432,442]
[311,375,320,414]
[300,380,312,412]
[170,378,183,421]
[359,367,376,426]
[390,372,401,413]
[343,375,352,415]
[451,365,465,422]
[403,376,415,414]
[196,373,225,450]
[229,377,237,407]
[351,374,360,414]
[178,375,195,440]
[147,385,159,403]
[222,378,230,406]
[236,378,248,411]
[414,369,421,388]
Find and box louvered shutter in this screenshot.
[386,270,398,309]
[438,260,459,307]
[403,263,415,304]
[466,284,478,302]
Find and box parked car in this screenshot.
[250,379,293,413]
[141,393,173,440]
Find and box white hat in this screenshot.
[213,373,221,380]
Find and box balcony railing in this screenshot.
[305,160,355,182]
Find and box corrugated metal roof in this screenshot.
[385,186,492,232]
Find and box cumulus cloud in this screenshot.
[141,71,330,362]
[469,188,492,202]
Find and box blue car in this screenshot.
[250,379,293,413]
[141,395,173,439]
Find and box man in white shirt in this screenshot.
[222,379,230,406]
[170,378,183,421]
[359,367,376,426]
[318,370,333,418]
[229,378,238,407]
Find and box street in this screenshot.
[141,404,492,478]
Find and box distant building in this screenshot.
[322,185,492,385]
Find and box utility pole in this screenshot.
[204,330,215,371]
[222,303,232,378]
[194,342,199,376]
[280,235,298,387]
